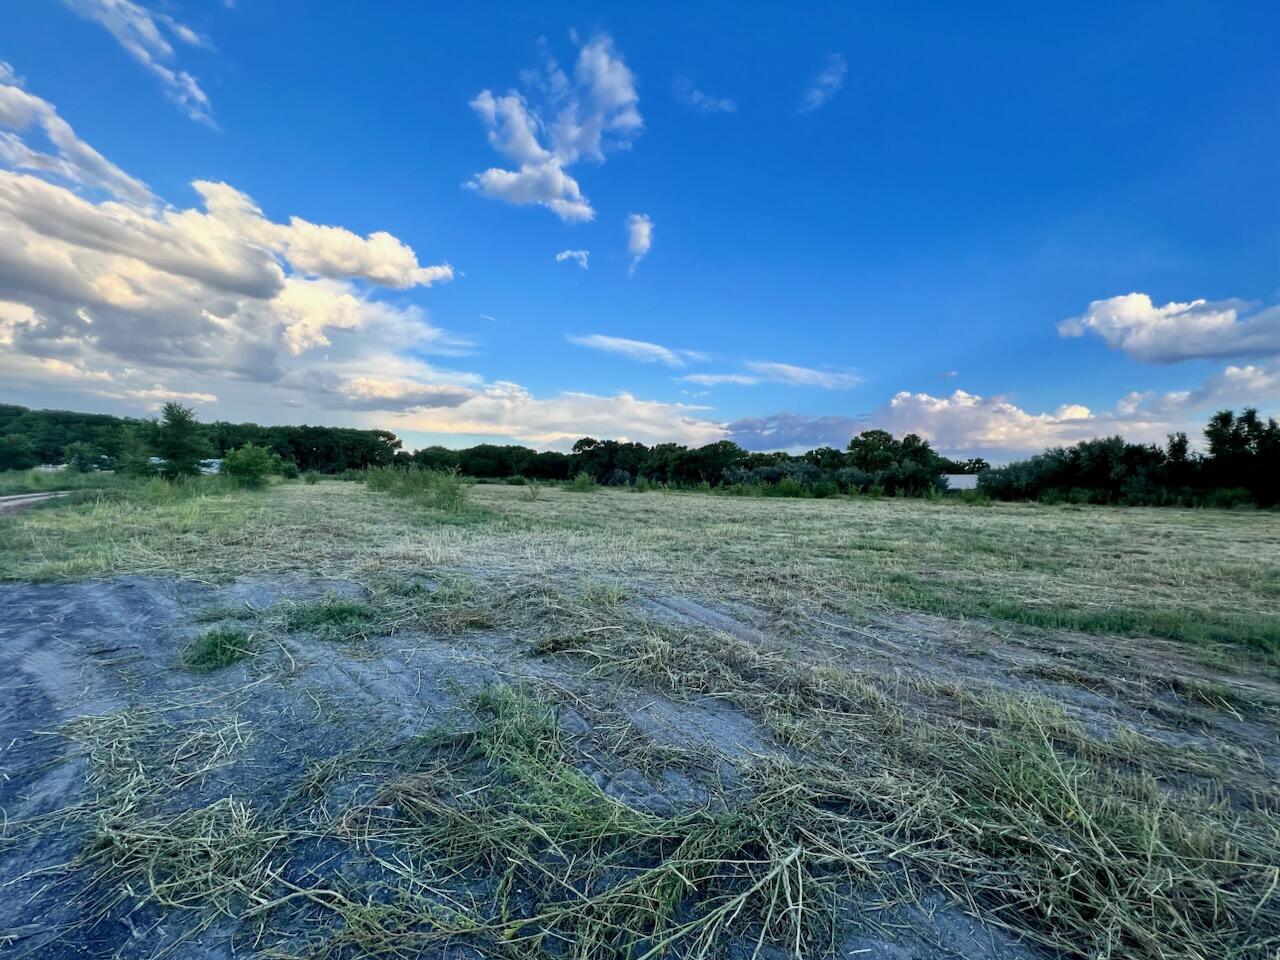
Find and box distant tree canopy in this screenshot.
[4,400,1273,506]
[979,409,1278,508]
[404,429,955,496]
[0,403,401,474]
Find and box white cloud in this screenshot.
[797,54,847,114]
[568,333,692,367]
[681,373,761,386]
[468,34,641,222]
[555,248,589,269]
[626,213,652,273]
[398,383,724,448]
[744,361,860,389]
[727,361,1280,456]
[62,0,215,125]
[0,77,463,420]
[0,69,153,204]
[193,181,453,289]
[1058,292,1280,364]
[672,77,736,114]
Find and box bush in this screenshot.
[220,444,276,488]
[363,465,470,513]
[277,460,300,480]
[811,479,840,499]
[776,477,807,498]
[566,471,598,493]
[303,470,321,485]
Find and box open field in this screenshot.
[2,480,1279,959]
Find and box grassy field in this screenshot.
[2,478,1278,958]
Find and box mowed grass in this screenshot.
[5,479,1280,958]
[2,480,1277,658]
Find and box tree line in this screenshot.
[3,399,1274,506]
[978,409,1278,507]
[409,431,985,496]
[0,402,402,474]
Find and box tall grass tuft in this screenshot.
[363,465,471,513]
[565,471,598,493]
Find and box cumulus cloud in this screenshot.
[743,361,860,389]
[797,54,847,114]
[62,0,215,125]
[0,77,463,414]
[568,333,693,367]
[0,68,153,204]
[468,34,641,222]
[0,76,743,448]
[555,248,589,269]
[1058,292,1280,364]
[626,213,652,273]
[672,77,736,113]
[727,362,1280,457]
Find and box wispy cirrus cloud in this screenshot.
[555,248,589,269]
[744,360,860,389]
[672,77,736,114]
[61,0,216,126]
[797,53,847,114]
[567,333,697,368]
[468,33,641,222]
[681,373,761,386]
[0,63,153,204]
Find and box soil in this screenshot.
[4,574,1274,958]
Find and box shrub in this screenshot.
[277,459,300,480]
[527,482,542,502]
[221,444,276,488]
[776,477,807,498]
[566,471,598,493]
[811,479,840,499]
[363,465,470,513]
[303,470,321,485]
[63,441,101,472]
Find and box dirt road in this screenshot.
[0,492,70,515]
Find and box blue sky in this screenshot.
[1,1,1277,458]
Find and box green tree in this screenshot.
[63,441,101,472]
[221,444,275,488]
[0,434,40,471]
[152,403,210,479]
[115,427,156,477]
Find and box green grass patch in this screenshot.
[180,627,254,669]
[284,597,374,640]
[883,573,1280,658]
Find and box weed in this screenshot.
[285,597,373,640]
[180,627,253,669]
